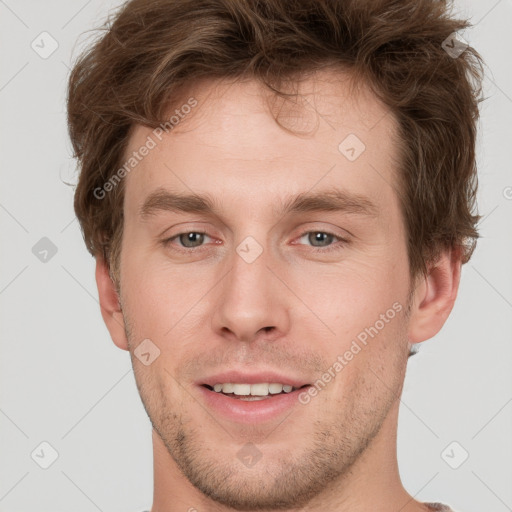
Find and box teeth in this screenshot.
[268,383,284,394]
[250,383,269,396]
[233,384,251,396]
[222,383,234,393]
[211,383,298,396]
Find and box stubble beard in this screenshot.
[122,292,411,510]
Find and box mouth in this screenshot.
[197,374,312,424]
[201,382,310,401]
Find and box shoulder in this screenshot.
[424,502,457,511]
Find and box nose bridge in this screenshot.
[212,234,290,342]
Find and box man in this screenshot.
[67,0,483,510]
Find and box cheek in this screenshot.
[121,253,217,353]
[291,260,408,369]
[120,218,187,314]
[123,269,166,327]
[292,260,402,325]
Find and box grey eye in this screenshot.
[303,232,336,247]
[178,232,206,248]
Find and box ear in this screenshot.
[407,246,462,344]
[95,256,129,351]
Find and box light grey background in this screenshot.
[0,1,511,511]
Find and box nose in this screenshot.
[211,238,291,344]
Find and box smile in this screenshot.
[203,382,307,401]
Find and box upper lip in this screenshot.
[198,371,311,388]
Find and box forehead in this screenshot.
[122,69,401,222]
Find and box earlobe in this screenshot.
[95,256,129,351]
[407,246,462,344]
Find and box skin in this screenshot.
[96,69,461,512]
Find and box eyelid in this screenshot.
[291,220,351,242]
[162,230,215,249]
[162,226,350,253]
[292,229,349,252]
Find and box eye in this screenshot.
[161,229,349,254]
[164,231,213,249]
[295,230,348,252]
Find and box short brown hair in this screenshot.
[67,0,484,282]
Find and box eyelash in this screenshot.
[162,229,349,254]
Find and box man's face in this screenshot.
[117,72,413,508]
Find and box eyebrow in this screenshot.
[139,187,379,220]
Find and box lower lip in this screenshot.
[197,386,310,424]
